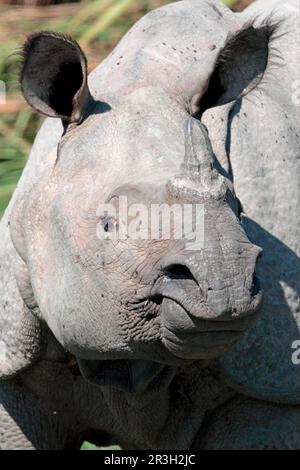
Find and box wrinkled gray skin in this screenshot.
[0,0,299,449]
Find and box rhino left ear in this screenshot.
[21,32,91,123]
[192,21,278,116]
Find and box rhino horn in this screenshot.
[181,118,214,183]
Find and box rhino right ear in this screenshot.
[21,32,91,123]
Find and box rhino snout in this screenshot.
[155,254,262,319]
[152,252,262,360]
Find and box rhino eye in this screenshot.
[101,216,117,233]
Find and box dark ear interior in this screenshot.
[21,32,90,123]
[198,22,277,116]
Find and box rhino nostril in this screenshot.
[163,264,195,281]
[149,294,163,305]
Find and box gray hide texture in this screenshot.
[0,0,299,450]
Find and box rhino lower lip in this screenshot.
[161,330,244,360]
[163,327,245,343]
[160,300,259,334]
[160,300,256,360]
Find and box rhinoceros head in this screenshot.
[10,1,273,391]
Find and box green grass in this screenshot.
[81,442,121,450]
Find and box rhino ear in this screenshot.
[195,21,278,116]
[21,32,91,123]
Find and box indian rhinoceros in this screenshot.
[0,0,299,450]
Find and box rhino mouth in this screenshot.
[160,300,255,359]
[151,264,262,320]
[148,264,262,359]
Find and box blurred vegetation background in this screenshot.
[0,0,248,216]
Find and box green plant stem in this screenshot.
[79,0,136,48]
